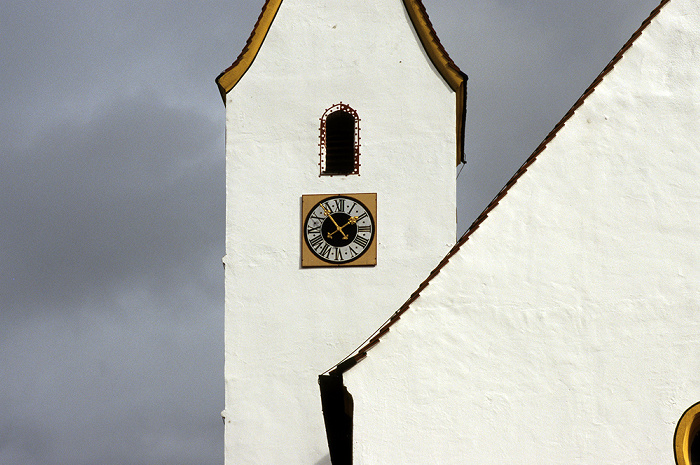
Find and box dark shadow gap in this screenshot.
[319,373,353,465]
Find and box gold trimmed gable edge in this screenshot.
[402,0,468,165]
[215,0,283,101]
[215,0,467,165]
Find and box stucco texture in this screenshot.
[345,0,700,463]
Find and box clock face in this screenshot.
[303,195,375,265]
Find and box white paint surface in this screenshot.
[223,0,460,463]
[344,0,700,463]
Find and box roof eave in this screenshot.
[402,0,468,165]
[327,0,672,378]
[215,0,283,104]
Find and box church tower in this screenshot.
[216,0,466,463]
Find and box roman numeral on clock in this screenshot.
[308,234,323,249]
[319,243,333,258]
[353,235,369,248]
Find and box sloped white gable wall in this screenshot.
[345,0,700,463]
[223,0,457,464]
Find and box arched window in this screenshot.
[675,402,700,465]
[320,103,360,176]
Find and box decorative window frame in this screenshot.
[319,103,361,176]
[675,401,700,465]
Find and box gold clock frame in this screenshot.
[301,193,377,268]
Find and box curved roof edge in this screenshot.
[325,0,671,378]
[215,0,283,101]
[402,0,468,165]
[214,0,467,165]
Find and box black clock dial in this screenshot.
[304,195,374,264]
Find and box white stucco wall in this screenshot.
[222,0,459,463]
[344,0,700,463]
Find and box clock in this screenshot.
[301,193,377,267]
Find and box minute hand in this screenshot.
[321,204,348,240]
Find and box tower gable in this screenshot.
[216,0,467,164]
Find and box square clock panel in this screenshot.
[301,193,377,267]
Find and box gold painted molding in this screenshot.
[401,0,464,91]
[675,401,700,465]
[215,0,283,101]
[215,0,467,164]
[401,0,467,165]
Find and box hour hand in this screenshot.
[327,216,359,238]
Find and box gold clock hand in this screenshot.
[321,204,348,240]
[327,216,359,238]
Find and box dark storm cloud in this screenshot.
[0,0,668,464]
[0,0,237,462]
[0,304,222,465]
[0,89,225,465]
[1,94,222,317]
[0,0,257,146]
[0,88,225,462]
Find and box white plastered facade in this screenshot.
[343,0,700,463]
[222,0,460,463]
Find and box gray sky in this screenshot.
[0,0,661,463]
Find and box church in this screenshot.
[216,0,700,464]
